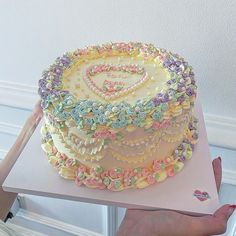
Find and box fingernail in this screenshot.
[228,205,236,216]
[218,156,221,162]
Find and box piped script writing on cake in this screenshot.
[38,42,198,191]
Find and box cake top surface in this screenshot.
[38,42,196,132]
[61,45,169,105]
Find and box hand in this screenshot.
[117,157,236,236]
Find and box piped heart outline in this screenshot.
[83,64,149,100]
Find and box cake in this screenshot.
[38,42,198,191]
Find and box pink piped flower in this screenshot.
[147,175,156,185]
[52,146,57,154]
[152,122,161,130]
[61,153,67,160]
[164,157,172,165]
[116,172,124,178]
[109,169,118,179]
[78,165,86,173]
[78,49,87,56]
[126,169,136,177]
[141,168,150,177]
[84,177,102,187]
[153,160,162,171]
[123,177,132,187]
[160,120,171,128]
[101,170,109,179]
[123,169,132,178]
[107,181,115,190]
[152,120,171,130]
[98,183,106,190]
[55,161,61,169]
[167,168,175,177]
[89,168,97,176]
[65,158,74,167]
[75,177,83,186]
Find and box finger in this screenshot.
[191,204,236,235]
[212,157,222,193]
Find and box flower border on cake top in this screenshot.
[41,117,198,191]
[38,42,197,140]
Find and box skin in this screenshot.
[117,157,236,236]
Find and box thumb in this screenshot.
[213,204,236,222]
[202,204,236,235]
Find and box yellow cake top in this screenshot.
[61,47,170,104]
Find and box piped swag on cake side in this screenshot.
[41,117,198,191]
[38,42,198,191]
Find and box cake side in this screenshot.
[41,116,198,190]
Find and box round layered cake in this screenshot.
[39,42,198,191]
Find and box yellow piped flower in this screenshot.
[136,180,149,189]
[59,166,77,180]
[157,171,167,182]
[41,142,52,154]
[143,117,153,129]
[182,101,190,110]
[126,125,136,132]
[175,161,184,172]
[185,149,193,160]
[48,155,58,166]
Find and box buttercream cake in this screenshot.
[38,42,198,191]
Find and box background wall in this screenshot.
[0,0,235,235]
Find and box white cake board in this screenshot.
[3,101,220,215]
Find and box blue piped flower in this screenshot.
[160,103,168,111]
[152,111,163,121]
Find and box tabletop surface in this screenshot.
[3,101,219,214]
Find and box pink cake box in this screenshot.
[3,100,220,215]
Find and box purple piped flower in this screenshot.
[175,67,182,73]
[188,123,194,130]
[169,64,176,72]
[178,144,184,150]
[60,55,71,67]
[162,93,170,102]
[38,79,47,89]
[163,60,171,68]
[172,78,176,82]
[175,61,181,66]
[191,78,196,85]
[153,97,161,106]
[189,71,194,77]
[167,78,177,86]
[157,92,164,98]
[42,70,49,78]
[38,88,50,99]
[177,95,185,103]
[54,65,63,75]
[186,87,194,96]
[179,156,186,162]
[51,78,61,87]
[183,62,188,67]
[177,83,185,92]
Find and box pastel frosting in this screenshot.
[38,42,198,191]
